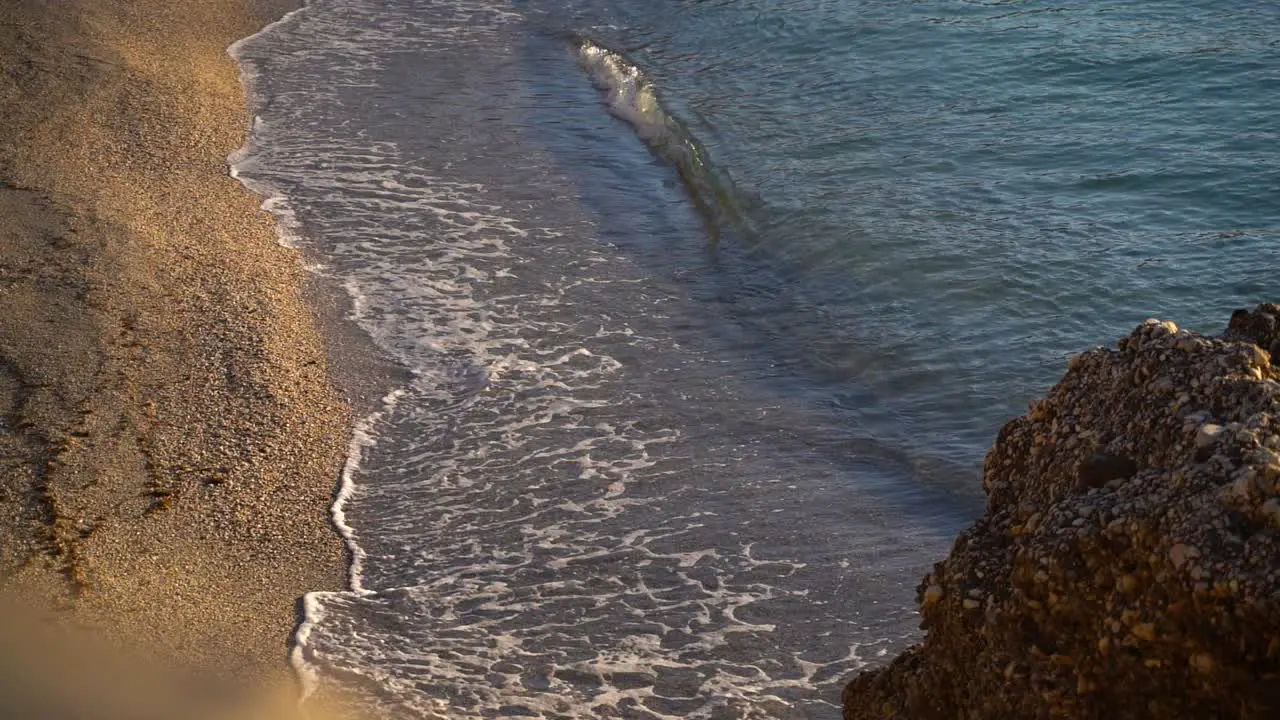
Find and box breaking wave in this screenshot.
[576,38,755,243]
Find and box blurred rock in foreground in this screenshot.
[844,304,1280,719]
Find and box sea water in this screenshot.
[230,1,1278,717]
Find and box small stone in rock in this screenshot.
[1077,452,1137,488]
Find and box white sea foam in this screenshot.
[577,41,670,142]
[289,591,327,708]
[227,0,319,250]
[227,1,932,718]
[334,389,405,594]
[230,3,373,711]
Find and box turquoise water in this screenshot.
[537,0,1279,463]
[232,1,1278,717]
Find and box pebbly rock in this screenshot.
[843,304,1280,720]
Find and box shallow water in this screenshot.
[230,1,1278,717]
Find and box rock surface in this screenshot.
[844,304,1280,719]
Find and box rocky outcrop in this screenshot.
[844,304,1280,719]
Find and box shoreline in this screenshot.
[0,0,376,707]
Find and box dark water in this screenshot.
[229,1,1278,717]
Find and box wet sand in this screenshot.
[0,0,357,697]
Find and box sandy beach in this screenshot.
[0,0,357,706]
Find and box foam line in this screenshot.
[334,389,405,594]
[227,3,401,709]
[290,384,403,706]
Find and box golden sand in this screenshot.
[0,0,352,703]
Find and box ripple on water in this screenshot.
[234,0,1278,717]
